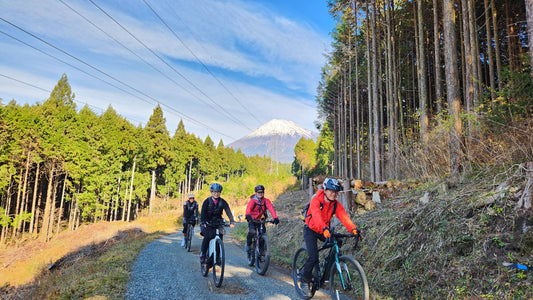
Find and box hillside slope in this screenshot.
[269,175,533,298]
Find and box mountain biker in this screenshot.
[300,178,359,295]
[244,185,280,255]
[199,183,235,263]
[181,193,199,248]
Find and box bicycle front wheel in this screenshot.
[292,246,315,299]
[247,237,255,266]
[329,255,369,300]
[212,238,225,287]
[255,235,270,275]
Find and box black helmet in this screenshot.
[210,183,223,192]
[254,185,265,192]
[323,178,343,191]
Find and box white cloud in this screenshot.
[0,0,330,144]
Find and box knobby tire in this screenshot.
[329,255,369,300]
[255,235,270,275]
[292,246,316,299]
[247,237,255,267]
[212,238,225,287]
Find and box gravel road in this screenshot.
[125,225,331,299]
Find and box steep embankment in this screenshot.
[269,176,533,298]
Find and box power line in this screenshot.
[88,0,252,131]
[0,20,236,140]
[142,0,262,125]
[0,72,139,121]
[56,0,237,125]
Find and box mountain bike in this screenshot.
[184,216,197,252]
[200,220,227,287]
[292,227,368,300]
[246,219,275,275]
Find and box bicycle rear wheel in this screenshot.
[212,238,225,287]
[255,235,270,275]
[329,255,369,300]
[291,246,316,299]
[186,225,193,252]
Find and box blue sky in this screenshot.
[0,0,335,144]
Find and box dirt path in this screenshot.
[124,225,329,300]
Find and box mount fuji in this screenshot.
[228,119,318,163]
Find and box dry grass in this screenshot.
[0,199,180,299]
[269,177,533,299]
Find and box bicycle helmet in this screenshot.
[188,193,195,198]
[254,185,265,192]
[210,183,223,192]
[323,178,343,191]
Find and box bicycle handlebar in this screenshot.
[251,219,276,224]
[203,220,230,227]
[321,231,363,250]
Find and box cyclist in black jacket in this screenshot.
[181,193,199,248]
[199,183,235,263]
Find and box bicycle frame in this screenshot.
[316,237,338,286]
[208,227,222,260]
[253,221,266,249]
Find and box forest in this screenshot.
[2,0,533,260]
[293,0,532,184]
[0,74,276,244]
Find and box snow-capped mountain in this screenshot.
[228,119,318,163]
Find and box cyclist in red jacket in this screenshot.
[300,178,359,295]
[244,185,279,255]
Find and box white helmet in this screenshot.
[188,193,195,198]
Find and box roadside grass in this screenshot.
[269,176,533,299]
[1,208,180,299]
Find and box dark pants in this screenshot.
[246,221,265,247]
[302,225,325,282]
[201,226,224,255]
[182,219,196,234]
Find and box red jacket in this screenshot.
[304,189,357,234]
[245,195,278,220]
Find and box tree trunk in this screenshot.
[371,0,381,181]
[1,175,13,244]
[468,0,480,108]
[19,152,31,235]
[12,167,24,239]
[56,175,66,237]
[127,157,136,221]
[30,162,40,234]
[433,0,443,113]
[526,0,533,77]
[443,0,464,178]
[40,164,55,241]
[47,179,58,237]
[491,0,502,88]
[150,169,155,214]
[114,172,121,222]
[353,0,362,179]
[462,0,474,115]
[484,0,496,100]
[122,186,128,221]
[417,0,429,143]
[366,4,374,181]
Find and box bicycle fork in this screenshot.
[333,255,352,291]
[209,236,218,263]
